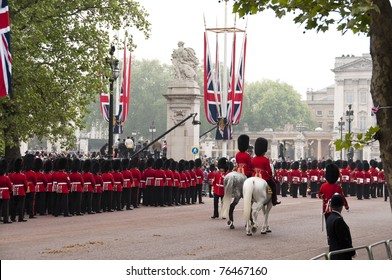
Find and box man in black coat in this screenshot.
[326,193,356,260]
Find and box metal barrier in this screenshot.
[311,239,392,260]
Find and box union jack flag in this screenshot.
[0,0,11,97]
[231,34,246,125]
[203,32,221,125]
[100,92,110,122]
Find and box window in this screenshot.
[328,110,334,116]
[345,91,353,104]
[360,91,368,104]
[359,112,367,130]
[316,111,323,116]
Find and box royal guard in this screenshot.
[69,158,84,216]
[52,157,72,217]
[178,160,187,205]
[340,161,350,197]
[92,160,103,213]
[163,159,174,206]
[23,154,37,219]
[349,161,357,197]
[290,161,301,198]
[299,161,308,197]
[235,134,252,177]
[317,161,325,195]
[211,157,228,219]
[112,159,124,211]
[194,158,205,204]
[130,157,141,208]
[355,161,365,200]
[144,158,156,206]
[101,160,114,212]
[0,159,13,223]
[207,164,216,198]
[318,163,349,222]
[274,162,282,196]
[171,161,181,206]
[377,162,385,199]
[363,160,371,199]
[9,158,28,222]
[251,137,281,205]
[280,161,290,197]
[45,159,55,215]
[188,160,197,204]
[81,159,96,214]
[154,158,166,207]
[121,158,133,210]
[185,161,192,204]
[33,158,47,216]
[369,160,379,198]
[138,159,146,206]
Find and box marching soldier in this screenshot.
[112,159,124,211]
[101,160,114,212]
[163,159,174,206]
[33,158,47,216]
[206,164,216,198]
[280,161,290,197]
[52,157,72,217]
[23,154,37,219]
[154,158,166,207]
[9,158,28,222]
[194,158,205,204]
[290,161,301,198]
[172,161,181,206]
[308,160,319,198]
[178,160,187,205]
[349,161,357,197]
[81,159,96,214]
[144,158,156,206]
[45,159,55,215]
[355,161,365,200]
[130,157,141,208]
[211,157,228,219]
[363,161,371,199]
[92,160,103,213]
[340,161,350,197]
[188,160,197,204]
[369,160,379,198]
[121,158,133,210]
[299,161,308,197]
[0,159,13,223]
[69,158,84,216]
[138,159,146,206]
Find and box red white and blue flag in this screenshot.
[0,0,11,97]
[100,92,110,122]
[231,34,246,125]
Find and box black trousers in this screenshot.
[363,184,370,199]
[212,194,223,217]
[10,195,25,221]
[299,183,307,197]
[0,199,10,222]
[172,187,180,205]
[93,192,102,213]
[190,186,197,204]
[54,193,69,216]
[122,188,132,209]
[356,184,364,200]
[341,182,349,197]
[102,190,113,211]
[113,191,122,210]
[70,191,82,215]
[196,184,203,203]
[25,192,35,217]
[35,191,46,215]
[46,192,56,215]
[131,187,139,207]
[165,186,173,206]
[281,183,289,197]
[82,192,93,213]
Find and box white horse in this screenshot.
[221,171,247,229]
[243,177,273,236]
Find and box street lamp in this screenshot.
[338,116,345,159]
[106,46,120,158]
[149,121,156,142]
[346,104,354,160]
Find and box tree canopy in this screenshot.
[0,0,151,159]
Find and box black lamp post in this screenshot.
[149,121,156,142]
[106,47,120,158]
[338,116,345,159]
[346,104,354,160]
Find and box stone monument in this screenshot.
[163,41,202,160]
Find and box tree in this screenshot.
[0,0,150,160]
[239,80,315,132]
[233,0,392,210]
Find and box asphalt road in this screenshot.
[0,194,391,260]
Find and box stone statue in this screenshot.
[171,41,199,81]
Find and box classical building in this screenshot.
[200,53,380,162]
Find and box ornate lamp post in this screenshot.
[338,116,345,159]
[346,104,354,160]
[106,47,120,158]
[149,121,156,142]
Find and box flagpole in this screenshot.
[221,0,229,158]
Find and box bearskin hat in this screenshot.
[311,160,318,170]
[13,158,23,173]
[370,159,378,169]
[325,163,339,184]
[318,161,325,170]
[102,160,112,173]
[281,161,287,170]
[43,159,53,173]
[178,160,185,172]
[357,161,364,172]
[82,159,92,173]
[209,163,215,172]
[195,158,202,168]
[188,160,195,170]
[275,161,281,170]
[71,158,81,172]
[58,157,68,171]
[292,161,299,170]
[121,158,130,170]
[342,160,348,169]
[0,159,8,175]
[301,161,307,172]
[92,160,100,174]
[130,157,139,169]
[33,157,43,172]
[349,161,356,171]
[237,134,250,152]
[363,160,370,172]
[163,158,171,170]
[378,161,383,170]
[154,158,163,169]
[170,160,177,172]
[146,157,155,168]
[112,159,121,171]
[23,154,35,171]
[138,159,146,172]
[217,157,228,172]
[254,137,268,157]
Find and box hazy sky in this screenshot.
[130,0,370,98]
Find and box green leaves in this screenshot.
[334,125,380,151]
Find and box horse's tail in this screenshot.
[221,174,234,219]
[243,178,254,223]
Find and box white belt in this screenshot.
[13,184,24,187]
[0,187,9,190]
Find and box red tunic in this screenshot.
[52,171,71,194]
[195,168,204,185]
[131,168,141,188]
[44,172,53,192]
[318,182,348,213]
[122,169,133,189]
[369,167,379,184]
[235,152,252,176]
[173,171,181,187]
[144,167,155,186]
[251,156,273,180]
[69,172,84,192]
[154,169,166,187]
[9,172,28,196]
[82,172,96,192]
[279,169,289,184]
[189,170,196,187]
[212,170,226,196]
[93,174,103,193]
[24,170,37,194]
[0,174,13,200]
[340,168,350,183]
[112,171,124,192]
[164,169,174,187]
[207,171,215,185]
[101,172,114,191]
[290,169,301,185]
[35,171,47,193]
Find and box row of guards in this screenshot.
[273,159,389,201]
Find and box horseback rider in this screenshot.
[234,134,252,177]
[251,137,281,206]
